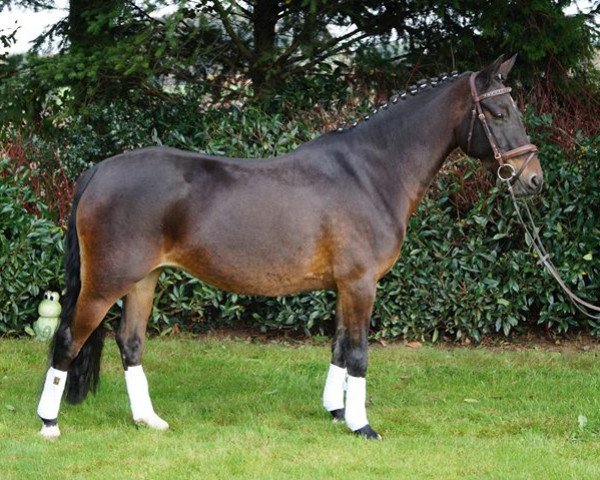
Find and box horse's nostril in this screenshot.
[530,174,543,190]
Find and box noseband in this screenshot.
[466,71,538,184]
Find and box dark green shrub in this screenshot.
[372,135,600,341]
[0,159,64,335]
[139,133,600,341]
[1,106,598,341]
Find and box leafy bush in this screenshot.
[0,159,64,335]
[1,106,598,341]
[373,136,600,341]
[103,130,600,341]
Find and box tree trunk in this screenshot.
[251,0,281,95]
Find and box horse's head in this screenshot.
[458,54,544,196]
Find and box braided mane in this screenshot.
[335,70,462,132]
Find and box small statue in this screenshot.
[33,291,62,341]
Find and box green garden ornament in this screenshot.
[33,291,61,341]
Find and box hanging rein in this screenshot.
[468,71,600,320]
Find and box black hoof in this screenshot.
[354,424,382,440]
[329,408,345,423]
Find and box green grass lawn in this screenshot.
[2,337,600,479]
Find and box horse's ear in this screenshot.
[497,53,517,79]
[478,54,505,87]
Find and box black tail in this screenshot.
[50,166,103,404]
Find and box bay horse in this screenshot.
[38,54,543,439]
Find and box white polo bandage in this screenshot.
[344,375,369,431]
[322,363,347,411]
[37,367,67,420]
[124,365,155,420]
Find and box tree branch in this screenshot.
[309,26,364,58]
[290,31,371,73]
[289,27,365,65]
[229,0,252,19]
[274,10,320,67]
[124,0,166,26]
[210,1,254,61]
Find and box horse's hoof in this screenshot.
[134,413,169,431]
[330,408,345,423]
[353,424,382,440]
[39,424,61,440]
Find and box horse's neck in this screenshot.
[365,79,469,217]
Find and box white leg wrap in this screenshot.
[322,364,347,411]
[345,375,369,431]
[124,365,169,430]
[37,367,67,420]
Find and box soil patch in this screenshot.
[188,323,600,353]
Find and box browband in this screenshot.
[473,87,512,102]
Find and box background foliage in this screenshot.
[1,112,598,340]
[0,158,63,335]
[0,0,599,339]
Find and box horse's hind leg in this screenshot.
[116,270,168,430]
[38,291,114,439]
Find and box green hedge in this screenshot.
[374,137,600,341]
[0,160,64,335]
[1,119,598,340]
[149,134,598,341]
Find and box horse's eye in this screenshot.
[495,112,504,119]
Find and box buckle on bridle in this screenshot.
[497,163,516,182]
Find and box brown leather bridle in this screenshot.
[466,71,538,184]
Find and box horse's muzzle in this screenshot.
[513,172,544,196]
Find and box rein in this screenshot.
[468,70,600,319]
[502,178,600,320]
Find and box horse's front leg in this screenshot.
[322,304,347,423]
[335,276,381,439]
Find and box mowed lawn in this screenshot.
[2,337,600,479]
